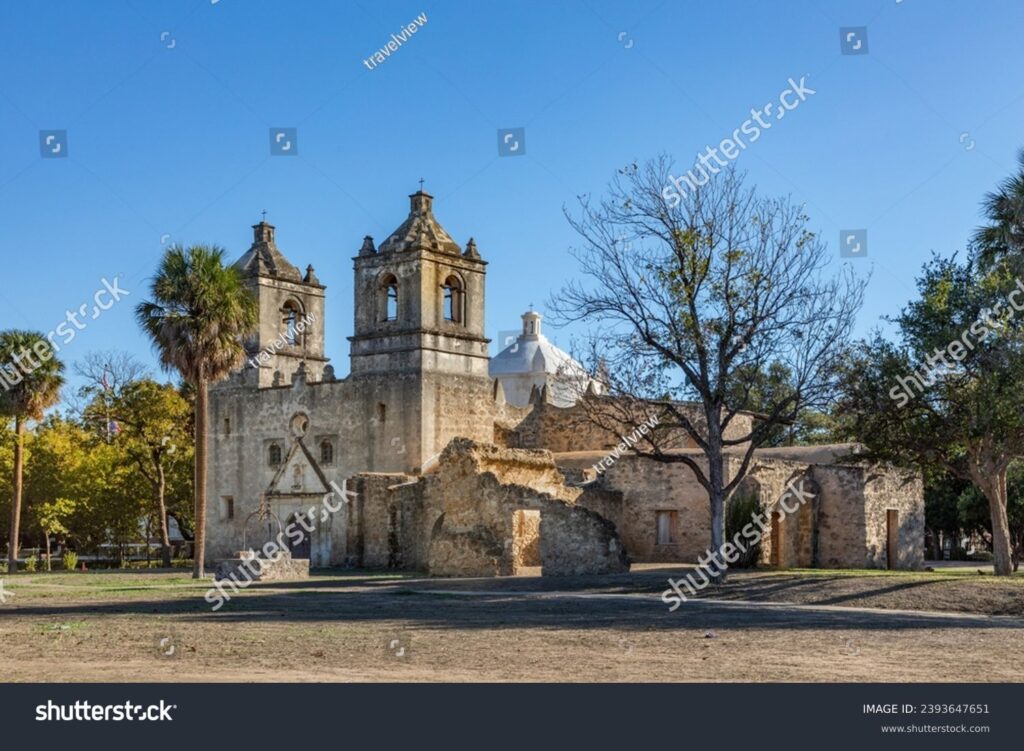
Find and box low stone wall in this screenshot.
[214,552,309,582]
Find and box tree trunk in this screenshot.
[192,378,208,579]
[986,469,1014,576]
[45,534,51,572]
[7,417,25,573]
[706,411,726,582]
[157,462,172,568]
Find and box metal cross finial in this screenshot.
[418,178,425,192]
[261,209,267,222]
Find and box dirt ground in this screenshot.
[1,566,1022,682]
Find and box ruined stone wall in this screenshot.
[353,439,629,577]
[538,503,627,576]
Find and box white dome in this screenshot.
[489,311,597,407]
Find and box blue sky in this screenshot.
[2,0,1023,397]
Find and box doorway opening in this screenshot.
[770,510,783,567]
[512,509,542,575]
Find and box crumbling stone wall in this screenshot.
[352,439,629,577]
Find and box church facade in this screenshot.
[205,191,925,575]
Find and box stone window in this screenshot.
[282,301,304,346]
[655,510,679,545]
[220,496,234,521]
[320,439,334,465]
[381,274,399,322]
[268,443,283,467]
[376,402,386,424]
[442,274,464,324]
[223,418,231,435]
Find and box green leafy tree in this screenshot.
[24,417,141,561]
[0,330,64,572]
[136,245,257,577]
[923,472,972,559]
[837,254,1024,575]
[724,361,838,447]
[88,379,193,567]
[35,496,76,571]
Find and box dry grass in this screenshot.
[1,567,1022,682]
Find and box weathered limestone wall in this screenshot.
[577,453,713,562]
[508,398,754,455]
[421,371,497,464]
[559,448,924,571]
[353,439,629,577]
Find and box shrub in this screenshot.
[0,561,7,574]
[725,491,764,568]
[62,551,79,572]
[24,554,38,572]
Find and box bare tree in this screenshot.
[71,350,150,432]
[550,158,866,573]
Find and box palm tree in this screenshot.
[975,148,1024,267]
[0,331,64,573]
[136,245,257,578]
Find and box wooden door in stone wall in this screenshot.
[886,510,899,569]
[286,512,312,560]
[770,511,783,567]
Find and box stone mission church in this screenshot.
[206,189,924,577]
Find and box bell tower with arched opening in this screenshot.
[350,188,491,470]
[233,220,327,387]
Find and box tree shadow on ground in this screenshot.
[9,576,1024,634]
